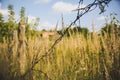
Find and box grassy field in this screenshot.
[0,24,120,80]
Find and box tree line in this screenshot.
[0,4,40,42]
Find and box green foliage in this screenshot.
[31,17,40,30]
[101,24,120,37]
[101,14,120,38]
[74,26,89,38]
[25,24,30,39]
[0,13,4,22]
[58,26,89,38]
[0,4,41,42]
[42,29,46,32]
[8,4,15,22]
[0,21,18,42]
[20,6,25,20]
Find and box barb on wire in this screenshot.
[78,0,83,27]
[21,0,112,78]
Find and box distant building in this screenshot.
[41,21,59,39]
[41,31,58,39]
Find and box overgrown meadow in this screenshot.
[0,20,120,80]
[0,4,120,80]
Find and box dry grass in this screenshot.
[0,26,120,80]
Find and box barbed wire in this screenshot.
[35,0,111,62]
[21,0,112,78]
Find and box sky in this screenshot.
[0,0,120,31]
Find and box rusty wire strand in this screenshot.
[36,0,111,63]
[21,0,111,78]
